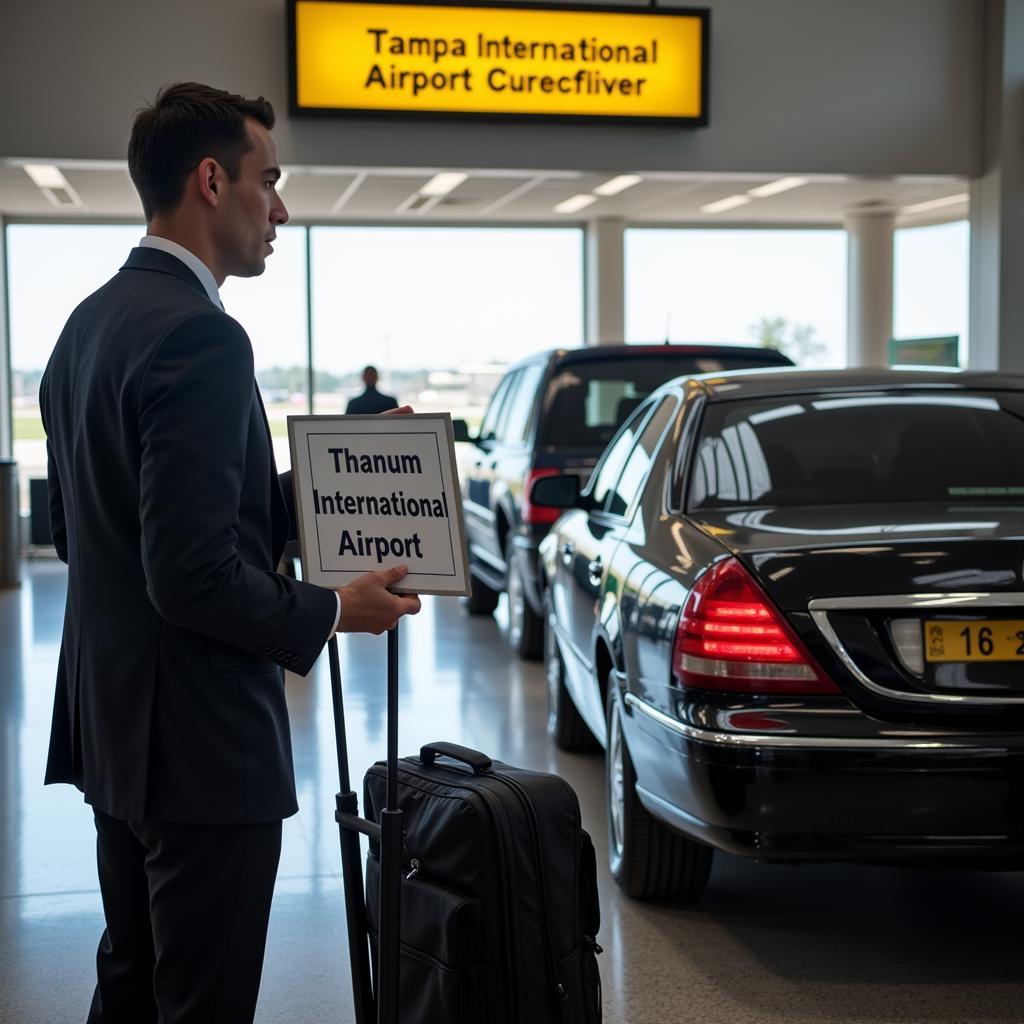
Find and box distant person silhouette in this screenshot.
[346,365,399,414]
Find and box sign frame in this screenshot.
[287,412,472,597]
[287,0,710,126]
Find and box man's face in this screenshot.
[214,119,288,279]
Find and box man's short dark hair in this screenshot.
[128,82,275,221]
[363,366,378,376]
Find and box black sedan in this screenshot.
[535,369,1024,900]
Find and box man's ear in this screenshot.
[197,158,221,205]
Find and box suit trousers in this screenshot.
[87,808,283,1024]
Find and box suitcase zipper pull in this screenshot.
[405,858,421,881]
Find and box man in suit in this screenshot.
[39,82,421,1024]
[346,364,400,414]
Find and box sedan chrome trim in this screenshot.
[623,693,1021,750]
[808,593,1024,706]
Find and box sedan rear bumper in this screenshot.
[624,693,1024,866]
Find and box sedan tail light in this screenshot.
[673,557,839,694]
[522,468,563,526]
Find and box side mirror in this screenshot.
[529,473,581,510]
[452,418,472,443]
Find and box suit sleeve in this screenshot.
[137,312,337,675]
[38,371,68,564]
[45,438,68,564]
[278,469,298,542]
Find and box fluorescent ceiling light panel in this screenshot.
[554,194,598,214]
[420,172,468,197]
[23,164,68,189]
[747,176,809,198]
[593,174,642,197]
[700,194,752,214]
[902,192,969,215]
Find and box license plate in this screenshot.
[924,619,1024,662]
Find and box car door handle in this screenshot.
[561,542,574,566]
[588,559,604,583]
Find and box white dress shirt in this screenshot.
[139,235,222,308]
[137,235,342,639]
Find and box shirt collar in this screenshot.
[139,235,222,309]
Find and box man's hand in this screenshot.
[336,565,421,635]
[382,405,414,415]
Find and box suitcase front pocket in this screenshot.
[366,855,486,1023]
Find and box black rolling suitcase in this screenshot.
[326,632,602,1024]
[364,741,603,1024]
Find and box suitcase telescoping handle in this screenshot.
[420,741,493,775]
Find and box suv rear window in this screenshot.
[688,391,1024,509]
[538,353,781,449]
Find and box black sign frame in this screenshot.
[287,0,710,127]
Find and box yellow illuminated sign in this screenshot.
[289,1,708,123]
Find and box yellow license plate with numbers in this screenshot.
[924,620,1024,662]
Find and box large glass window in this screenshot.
[894,221,969,366]
[6,224,142,510]
[625,228,847,368]
[6,223,585,514]
[220,225,309,470]
[310,227,584,425]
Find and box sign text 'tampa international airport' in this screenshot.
[290,1,708,123]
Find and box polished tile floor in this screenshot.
[3,561,1024,1024]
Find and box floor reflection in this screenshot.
[2,562,1024,1024]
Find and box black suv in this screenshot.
[454,344,794,658]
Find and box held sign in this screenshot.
[289,0,708,123]
[288,413,471,596]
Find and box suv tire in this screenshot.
[464,571,500,615]
[545,593,599,751]
[606,682,712,901]
[506,539,544,660]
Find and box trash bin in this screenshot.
[0,459,21,588]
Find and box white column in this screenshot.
[844,211,895,367]
[0,220,11,458]
[585,217,625,346]
[968,0,1024,371]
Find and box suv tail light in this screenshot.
[673,557,838,694]
[522,468,563,526]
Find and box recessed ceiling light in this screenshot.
[23,164,68,190]
[420,172,468,197]
[902,193,969,215]
[554,194,598,214]
[701,194,752,214]
[747,176,809,198]
[593,174,642,197]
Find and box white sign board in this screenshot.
[288,413,471,596]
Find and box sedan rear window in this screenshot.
[688,391,1024,509]
[538,353,783,449]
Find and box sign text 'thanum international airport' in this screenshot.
[290,1,708,123]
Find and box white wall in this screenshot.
[0,0,983,176]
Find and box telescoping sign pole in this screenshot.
[288,413,472,1024]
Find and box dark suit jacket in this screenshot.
[346,386,399,415]
[39,246,338,825]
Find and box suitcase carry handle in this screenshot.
[420,742,493,775]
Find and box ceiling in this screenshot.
[0,160,969,227]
